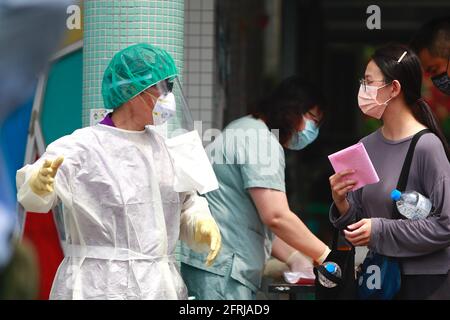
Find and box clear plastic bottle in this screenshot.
[390,189,432,220]
[318,262,342,288]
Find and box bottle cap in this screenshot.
[391,189,402,201]
[325,263,336,273]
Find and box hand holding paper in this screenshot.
[328,142,379,191]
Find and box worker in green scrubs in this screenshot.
[179,76,331,299]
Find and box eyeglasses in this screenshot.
[359,78,386,92]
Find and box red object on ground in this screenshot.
[23,211,64,300]
[295,278,315,285]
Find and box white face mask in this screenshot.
[152,92,176,126]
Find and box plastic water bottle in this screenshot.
[390,189,432,220]
[318,262,342,288]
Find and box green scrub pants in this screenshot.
[180,263,256,300]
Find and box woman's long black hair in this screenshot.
[372,43,450,160]
[250,76,325,146]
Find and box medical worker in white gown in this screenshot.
[16,43,222,300]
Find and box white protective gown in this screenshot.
[16,124,212,300]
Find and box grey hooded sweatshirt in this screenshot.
[330,129,450,275]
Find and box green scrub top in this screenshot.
[179,115,286,292]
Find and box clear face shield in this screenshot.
[148,77,219,195]
[149,78,194,135]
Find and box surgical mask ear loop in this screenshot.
[374,82,394,106]
[139,91,159,108]
[383,82,396,106]
[379,50,407,106]
[135,92,161,127]
[381,50,407,104]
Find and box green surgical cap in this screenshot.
[101,43,178,109]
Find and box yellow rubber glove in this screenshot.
[29,157,64,196]
[194,217,222,267]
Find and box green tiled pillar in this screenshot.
[83,0,184,127]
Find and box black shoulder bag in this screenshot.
[357,129,431,300]
[314,228,357,300]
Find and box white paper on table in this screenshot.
[283,268,315,284]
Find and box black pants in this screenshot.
[396,272,450,300]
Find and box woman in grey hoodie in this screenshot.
[329,44,450,300]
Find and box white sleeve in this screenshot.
[179,191,214,253]
[16,135,76,213]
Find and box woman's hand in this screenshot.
[344,219,372,246]
[329,169,356,214]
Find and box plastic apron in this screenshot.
[17,124,188,299]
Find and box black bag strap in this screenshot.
[332,227,339,250]
[393,129,432,218]
[331,227,353,251]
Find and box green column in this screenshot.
[83,0,184,127]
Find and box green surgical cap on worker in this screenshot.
[101,43,178,109]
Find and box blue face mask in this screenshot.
[431,58,450,95]
[287,119,319,150]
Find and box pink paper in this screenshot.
[328,142,379,191]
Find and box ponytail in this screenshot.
[413,98,450,161]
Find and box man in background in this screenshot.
[411,16,450,95]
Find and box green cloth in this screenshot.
[101,43,178,109]
[179,115,286,297]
